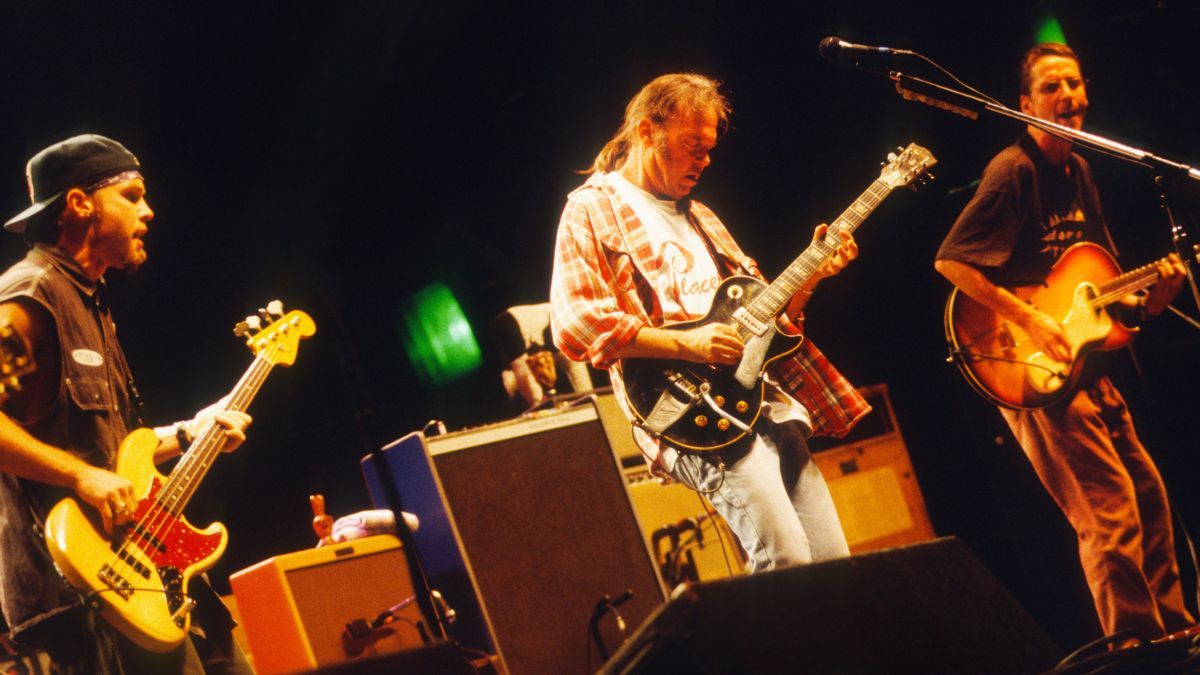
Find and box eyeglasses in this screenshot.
[1037,77,1087,95]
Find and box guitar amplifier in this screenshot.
[362,401,665,675]
[623,468,748,583]
[229,535,426,674]
[810,384,936,552]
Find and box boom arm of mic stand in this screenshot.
[890,69,1200,314]
[889,71,1200,181]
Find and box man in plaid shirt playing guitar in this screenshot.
[551,73,868,572]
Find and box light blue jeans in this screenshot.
[667,410,849,571]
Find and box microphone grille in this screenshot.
[818,36,842,60]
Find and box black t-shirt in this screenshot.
[937,133,1116,287]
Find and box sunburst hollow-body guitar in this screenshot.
[945,242,1192,409]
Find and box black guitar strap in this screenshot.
[681,202,755,279]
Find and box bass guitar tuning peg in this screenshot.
[232,321,250,337]
[266,300,284,319]
[244,315,263,332]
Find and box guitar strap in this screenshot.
[681,201,755,279]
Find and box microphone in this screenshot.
[818,36,914,61]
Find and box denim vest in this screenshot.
[0,245,139,639]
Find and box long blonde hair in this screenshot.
[589,73,731,174]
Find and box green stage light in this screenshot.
[398,282,482,386]
[1034,13,1067,45]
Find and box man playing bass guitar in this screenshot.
[935,44,1193,641]
[550,73,869,572]
[0,135,253,673]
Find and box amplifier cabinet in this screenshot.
[811,384,935,552]
[229,535,424,674]
[364,402,665,675]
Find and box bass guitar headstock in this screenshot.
[879,142,937,191]
[233,300,316,366]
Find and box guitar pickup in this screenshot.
[732,308,769,338]
[116,548,152,579]
[98,564,134,600]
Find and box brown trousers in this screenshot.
[1001,376,1194,638]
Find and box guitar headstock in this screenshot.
[233,300,316,366]
[0,320,34,405]
[879,143,937,190]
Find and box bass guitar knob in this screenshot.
[694,415,708,427]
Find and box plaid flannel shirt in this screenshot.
[550,173,869,452]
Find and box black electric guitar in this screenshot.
[619,144,936,454]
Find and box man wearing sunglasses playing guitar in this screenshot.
[551,74,869,573]
[0,135,252,673]
[935,44,1193,641]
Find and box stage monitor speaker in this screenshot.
[229,535,426,674]
[364,402,666,675]
[600,536,1061,675]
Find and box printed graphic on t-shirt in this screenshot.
[655,241,721,317]
[1039,205,1087,260]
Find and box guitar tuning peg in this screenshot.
[257,308,272,324]
[233,321,250,337]
[245,315,263,332]
[266,300,284,319]
[886,152,898,163]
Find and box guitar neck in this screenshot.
[1094,256,1188,308]
[749,179,894,319]
[160,353,277,510]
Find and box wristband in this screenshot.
[175,422,192,453]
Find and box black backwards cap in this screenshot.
[5,134,141,234]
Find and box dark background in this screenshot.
[3,0,1198,652]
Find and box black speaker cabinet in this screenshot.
[364,402,666,675]
[601,537,1061,675]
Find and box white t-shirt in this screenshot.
[607,172,721,319]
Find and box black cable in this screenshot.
[673,452,728,497]
[695,492,738,577]
[912,52,1004,107]
[948,348,1065,376]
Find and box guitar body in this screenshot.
[621,276,802,453]
[945,242,1136,410]
[45,430,228,652]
